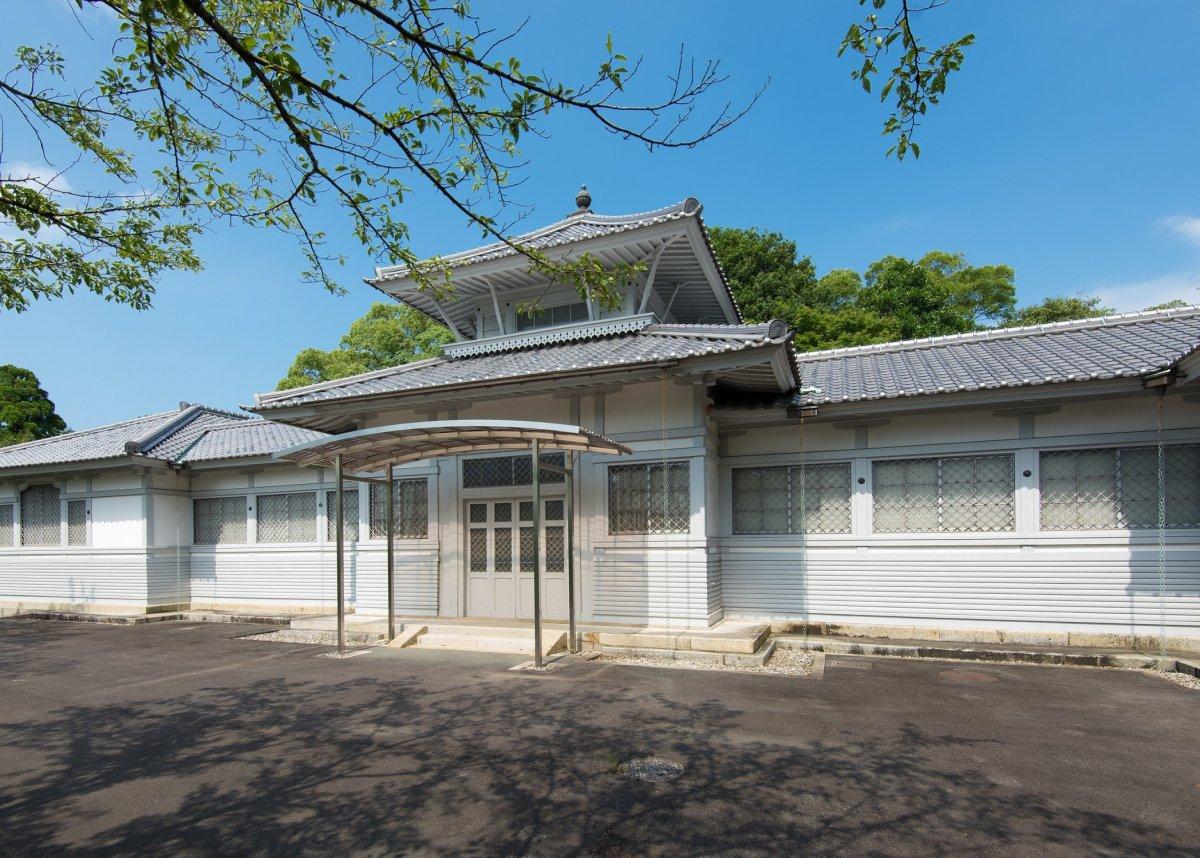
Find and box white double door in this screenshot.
[466,498,568,620]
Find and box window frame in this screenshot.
[19,483,62,548]
[731,461,853,535]
[871,453,1016,534]
[255,491,318,544]
[607,459,691,536]
[1038,442,1200,532]
[192,495,249,546]
[368,476,429,540]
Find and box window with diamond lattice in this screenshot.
[193,496,247,545]
[67,500,87,546]
[608,461,690,535]
[325,490,360,542]
[20,484,61,547]
[873,454,1014,533]
[256,492,316,543]
[732,463,852,534]
[369,478,427,539]
[0,503,13,547]
[1040,444,1200,530]
[462,453,565,488]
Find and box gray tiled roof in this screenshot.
[175,420,326,463]
[0,404,326,471]
[253,322,792,411]
[0,409,180,469]
[791,305,1200,408]
[372,199,700,282]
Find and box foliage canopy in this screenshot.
[0,364,67,447]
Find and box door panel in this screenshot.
[467,498,568,620]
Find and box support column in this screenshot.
[335,453,345,655]
[566,456,577,654]
[532,438,543,667]
[387,463,395,642]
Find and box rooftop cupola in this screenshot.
[573,184,592,214]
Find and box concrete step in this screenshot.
[581,622,770,655]
[421,623,548,639]
[593,639,776,668]
[290,615,387,635]
[413,629,566,656]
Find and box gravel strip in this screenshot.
[241,629,381,646]
[597,648,815,677]
[1155,670,1200,691]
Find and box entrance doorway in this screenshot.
[466,498,567,619]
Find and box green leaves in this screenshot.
[710,225,1020,349]
[2,0,751,314]
[276,302,454,390]
[839,0,974,160]
[0,365,67,447]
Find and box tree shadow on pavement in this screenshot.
[0,647,1193,856]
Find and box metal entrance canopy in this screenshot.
[276,419,632,472]
[274,420,632,665]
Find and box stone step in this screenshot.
[421,623,550,639]
[413,630,566,656]
[593,639,777,668]
[581,622,770,655]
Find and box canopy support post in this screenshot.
[386,462,395,642]
[566,455,577,654]
[335,453,345,656]
[532,438,543,668]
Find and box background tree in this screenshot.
[277,301,451,390]
[1005,296,1113,327]
[0,365,67,446]
[710,225,1014,347]
[1,1,760,314]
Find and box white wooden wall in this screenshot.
[718,394,1200,636]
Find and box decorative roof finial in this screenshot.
[574,184,592,213]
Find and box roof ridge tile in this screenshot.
[795,304,1200,362]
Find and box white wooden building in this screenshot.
[2,192,1199,646]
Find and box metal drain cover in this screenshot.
[938,669,999,683]
[618,757,684,782]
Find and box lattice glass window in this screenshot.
[20,484,61,547]
[545,499,564,521]
[325,489,360,542]
[1040,444,1200,530]
[519,525,535,572]
[494,502,512,522]
[0,503,13,547]
[732,463,852,534]
[193,496,247,545]
[608,461,690,535]
[519,501,533,521]
[462,453,565,488]
[873,454,1014,533]
[469,528,487,573]
[256,492,316,543]
[67,499,87,546]
[546,525,565,573]
[369,478,427,539]
[494,527,512,572]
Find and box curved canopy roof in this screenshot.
[273,420,631,473]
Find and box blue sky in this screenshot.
[3,1,1200,430]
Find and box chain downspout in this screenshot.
[1156,391,1167,657]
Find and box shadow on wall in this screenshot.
[0,650,1193,854]
[1124,545,1200,637]
[66,578,97,613]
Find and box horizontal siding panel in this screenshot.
[189,543,438,614]
[0,550,150,609]
[720,542,1200,634]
